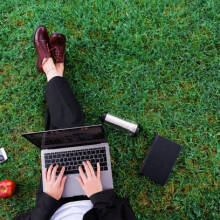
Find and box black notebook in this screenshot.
[140,135,182,185]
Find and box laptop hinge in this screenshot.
[41,138,107,150]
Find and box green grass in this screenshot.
[0,0,219,219]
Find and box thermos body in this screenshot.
[101,113,140,136]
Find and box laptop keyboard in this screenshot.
[44,147,108,175]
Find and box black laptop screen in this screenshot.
[22,125,106,149]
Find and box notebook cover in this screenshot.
[140,135,182,185]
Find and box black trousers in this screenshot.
[36,76,88,205]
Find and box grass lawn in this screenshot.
[0,0,219,219]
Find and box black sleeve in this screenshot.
[83,189,137,220]
[15,192,60,220]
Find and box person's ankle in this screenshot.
[42,58,54,71]
[42,58,59,81]
[55,63,64,77]
[46,72,59,82]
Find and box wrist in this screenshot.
[45,191,60,200]
[88,189,103,198]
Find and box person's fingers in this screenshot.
[44,168,48,182]
[76,176,84,188]
[97,162,101,179]
[60,176,67,192]
[51,165,59,181]
[87,161,95,176]
[56,166,65,185]
[83,161,92,179]
[78,165,87,182]
[47,164,53,181]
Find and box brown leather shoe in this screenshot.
[49,33,66,63]
[34,26,51,72]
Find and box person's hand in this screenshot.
[76,161,103,197]
[44,165,67,200]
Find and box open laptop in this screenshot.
[22,124,113,197]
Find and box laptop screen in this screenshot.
[22,125,106,149]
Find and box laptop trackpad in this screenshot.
[62,171,113,198]
[62,174,85,197]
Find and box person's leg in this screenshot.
[45,76,84,129]
[43,57,84,129]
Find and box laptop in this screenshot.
[22,124,114,197]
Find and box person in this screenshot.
[15,26,137,220]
